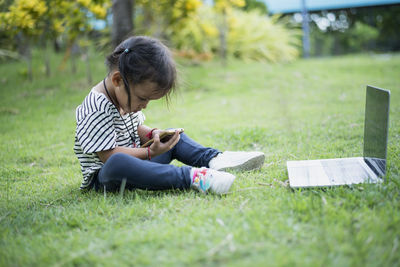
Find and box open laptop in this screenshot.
[287,85,390,188]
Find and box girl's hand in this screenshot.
[151,129,177,142]
[151,129,165,138]
[149,130,180,157]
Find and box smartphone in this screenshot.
[141,128,184,147]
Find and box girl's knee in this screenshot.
[107,152,131,164]
[100,152,137,179]
[106,152,142,169]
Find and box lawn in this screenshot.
[0,50,399,266]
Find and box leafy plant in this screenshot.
[227,10,301,62]
[347,21,379,51]
[167,6,301,62]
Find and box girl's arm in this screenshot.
[138,124,153,144]
[97,146,148,163]
[97,130,180,163]
[138,125,176,144]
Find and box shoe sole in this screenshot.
[217,154,265,172]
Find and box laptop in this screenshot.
[287,85,390,188]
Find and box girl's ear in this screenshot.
[111,71,123,87]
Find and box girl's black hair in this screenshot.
[105,36,177,106]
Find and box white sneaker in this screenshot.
[190,167,235,194]
[209,151,265,171]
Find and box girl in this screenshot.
[74,36,265,195]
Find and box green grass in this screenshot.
[0,50,399,266]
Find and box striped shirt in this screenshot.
[74,90,145,189]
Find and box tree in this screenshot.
[112,0,134,48]
[241,0,268,14]
[0,0,108,81]
[303,5,400,56]
[346,5,400,51]
[0,0,48,80]
[134,0,202,40]
[57,0,108,83]
[214,0,245,65]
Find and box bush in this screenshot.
[347,21,379,51]
[227,10,301,62]
[167,6,301,62]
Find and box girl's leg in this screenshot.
[148,132,264,172]
[97,152,192,191]
[151,133,220,167]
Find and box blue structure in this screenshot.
[263,0,400,14]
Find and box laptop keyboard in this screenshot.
[321,158,374,185]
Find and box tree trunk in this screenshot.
[219,9,228,67]
[112,0,134,48]
[26,46,32,81]
[83,47,92,85]
[16,33,33,80]
[53,39,61,53]
[44,39,51,77]
[70,42,79,74]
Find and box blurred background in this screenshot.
[0,0,399,81]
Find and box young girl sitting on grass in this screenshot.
[74,36,265,195]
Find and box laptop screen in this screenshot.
[363,85,390,177]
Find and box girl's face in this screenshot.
[116,80,165,113]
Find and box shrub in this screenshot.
[167,6,301,62]
[227,10,301,62]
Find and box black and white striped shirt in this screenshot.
[74,90,145,189]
